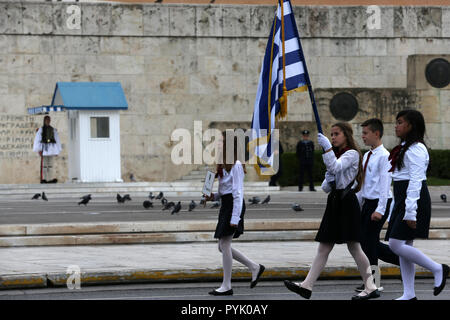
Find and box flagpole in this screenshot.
[279,0,288,119]
[301,51,323,134]
[293,20,323,134]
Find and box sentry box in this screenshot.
[28,82,128,183]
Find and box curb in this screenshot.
[2,219,450,247]
[0,266,436,290]
[2,219,450,236]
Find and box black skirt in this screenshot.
[315,188,361,244]
[384,180,431,241]
[214,193,245,239]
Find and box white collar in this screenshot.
[370,144,384,153]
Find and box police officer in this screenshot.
[296,130,316,191]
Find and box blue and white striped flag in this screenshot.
[249,0,311,176]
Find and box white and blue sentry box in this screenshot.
[28,82,128,183]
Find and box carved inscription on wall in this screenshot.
[0,115,39,159]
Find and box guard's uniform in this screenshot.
[33,125,62,183]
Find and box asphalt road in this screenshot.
[0,279,448,300]
[0,194,449,225]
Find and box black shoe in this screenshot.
[250,264,265,288]
[269,182,276,187]
[351,289,380,300]
[283,280,311,299]
[40,180,47,184]
[434,264,449,296]
[208,289,233,296]
[298,188,303,192]
[310,188,316,192]
[355,284,365,293]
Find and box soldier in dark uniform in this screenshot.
[296,130,316,192]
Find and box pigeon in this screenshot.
[200,197,206,206]
[161,197,168,206]
[292,203,304,212]
[143,200,153,209]
[248,196,261,205]
[189,200,196,212]
[441,194,447,203]
[171,201,181,215]
[148,192,155,200]
[41,192,48,201]
[78,195,91,206]
[117,193,126,203]
[156,192,164,200]
[130,174,136,182]
[211,201,220,209]
[261,195,271,204]
[31,193,41,200]
[123,194,132,201]
[163,201,175,210]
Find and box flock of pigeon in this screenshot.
[144,192,183,215]
[29,191,449,214]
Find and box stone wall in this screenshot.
[0,1,449,183]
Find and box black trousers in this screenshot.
[298,161,314,190]
[360,198,399,266]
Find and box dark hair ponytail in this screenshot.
[395,109,427,170]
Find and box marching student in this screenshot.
[386,110,449,300]
[355,119,400,294]
[204,131,265,296]
[284,122,379,300]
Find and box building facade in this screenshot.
[0,1,449,183]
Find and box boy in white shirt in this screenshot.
[356,118,399,293]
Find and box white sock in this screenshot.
[396,254,416,300]
[231,247,260,281]
[389,238,442,287]
[301,242,334,290]
[217,235,233,292]
[347,242,377,293]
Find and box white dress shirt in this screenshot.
[33,127,62,156]
[356,144,393,215]
[321,149,359,193]
[392,142,429,222]
[213,161,245,225]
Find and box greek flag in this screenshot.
[249,0,311,176]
